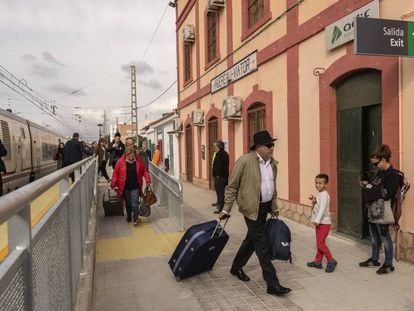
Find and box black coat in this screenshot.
[63,139,85,166]
[212,148,229,178]
[0,140,7,173]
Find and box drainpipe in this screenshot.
[399,10,414,168]
[395,10,414,261]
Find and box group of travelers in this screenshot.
[211,130,409,297]
[52,132,161,226]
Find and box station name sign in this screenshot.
[211,51,257,93]
[355,17,414,57]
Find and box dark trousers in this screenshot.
[0,175,3,196]
[231,202,279,288]
[214,176,228,210]
[98,160,110,181]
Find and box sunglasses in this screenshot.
[372,160,381,167]
[264,143,274,149]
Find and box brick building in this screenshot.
[173,0,414,263]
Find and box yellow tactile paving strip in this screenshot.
[0,183,60,262]
[96,219,183,262]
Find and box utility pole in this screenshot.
[103,110,108,140]
[116,116,119,133]
[130,65,138,142]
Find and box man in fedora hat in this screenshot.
[220,130,291,296]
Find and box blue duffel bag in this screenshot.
[265,217,292,263]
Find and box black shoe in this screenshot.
[213,208,221,214]
[325,259,338,273]
[126,216,132,223]
[307,261,322,269]
[212,202,218,206]
[230,268,250,282]
[376,264,395,275]
[267,284,291,296]
[359,258,380,267]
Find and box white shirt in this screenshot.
[257,153,274,203]
[311,190,331,225]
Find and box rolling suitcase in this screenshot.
[168,219,229,281]
[103,189,124,216]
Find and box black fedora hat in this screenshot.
[250,130,277,150]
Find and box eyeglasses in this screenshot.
[264,143,274,149]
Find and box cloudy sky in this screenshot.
[0,0,177,141]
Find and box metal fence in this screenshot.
[148,162,184,231]
[0,157,97,311]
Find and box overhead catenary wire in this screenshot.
[52,2,171,103]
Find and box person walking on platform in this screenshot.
[142,141,151,161]
[54,142,65,169]
[0,139,7,196]
[152,145,161,167]
[212,140,229,214]
[219,130,291,297]
[95,138,111,182]
[63,132,87,182]
[108,132,125,169]
[111,146,151,225]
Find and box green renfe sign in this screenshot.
[355,17,414,57]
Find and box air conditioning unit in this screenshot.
[183,25,195,44]
[191,109,204,126]
[222,96,242,120]
[172,117,183,132]
[208,0,225,11]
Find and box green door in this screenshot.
[337,70,382,238]
[338,108,363,237]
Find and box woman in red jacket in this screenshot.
[111,146,151,225]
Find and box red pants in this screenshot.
[314,224,333,263]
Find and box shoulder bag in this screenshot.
[144,185,157,207]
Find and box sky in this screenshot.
[0,0,177,141]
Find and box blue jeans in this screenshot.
[369,222,393,265]
[124,189,140,220]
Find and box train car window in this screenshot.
[42,142,48,160]
[0,120,11,160]
[20,127,26,139]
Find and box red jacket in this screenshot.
[110,154,151,199]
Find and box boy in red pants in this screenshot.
[307,174,338,273]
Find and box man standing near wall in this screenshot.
[212,141,229,214]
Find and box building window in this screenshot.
[242,0,271,41]
[184,44,192,83]
[248,0,264,28]
[206,11,219,66]
[247,103,266,150]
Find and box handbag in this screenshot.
[139,198,151,217]
[369,199,395,225]
[366,198,385,220]
[144,185,157,206]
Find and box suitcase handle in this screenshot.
[210,218,229,239]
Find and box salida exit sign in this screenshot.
[355,17,414,57]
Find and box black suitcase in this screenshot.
[103,189,124,216]
[168,219,229,281]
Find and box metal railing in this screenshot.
[148,162,184,231]
[0,157,97,311]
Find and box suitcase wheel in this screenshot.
[175,276,182,282]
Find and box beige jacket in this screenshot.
[223,151,279,221]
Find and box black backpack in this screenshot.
[393,169,410,231]
[265,218,292,263]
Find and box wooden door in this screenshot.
[208,117,218,190]
[185,125,193,182]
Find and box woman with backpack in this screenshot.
[359,144,400,274]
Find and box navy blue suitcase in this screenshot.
[168,219,229,281]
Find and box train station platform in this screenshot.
[93,181,414,311]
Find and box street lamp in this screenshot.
[97,123,103,138]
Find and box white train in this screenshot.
[0,108,65,195]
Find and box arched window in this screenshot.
[247,103,266,149]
